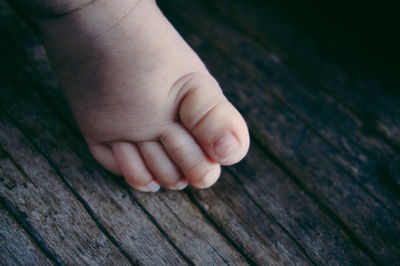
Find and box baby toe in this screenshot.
[160,124,221,189]
[178,73,250,165]
[112,141,160,192]
[137,140,187,190]
[89,144,122,175]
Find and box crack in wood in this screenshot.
[0,147,38,189]
[161,196,230,264]
[123,188,195,265]
[225,167,317,266]
[0,195,64,265]
[249,132,381,265]
[184,190,256,265]
[171,0,400,221]
[1,0,398,263]
[201,0,400,155]
[0,106,138,266]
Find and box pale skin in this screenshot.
[12,0,250,192]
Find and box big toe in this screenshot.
[178,72,250,165]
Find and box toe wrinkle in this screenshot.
[169,71,200,100]
[189,100,225,132]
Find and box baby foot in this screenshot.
[33,0,249,191]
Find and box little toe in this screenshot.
[137,141,187,190]
[89,144,121,175]
[160,123,221,189]
[178,73,250,165]
[112,141,160,192]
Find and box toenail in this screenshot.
[136,181,160,192]
[169,179,189,190]
[214,133,240,162]
[192,170,219,188]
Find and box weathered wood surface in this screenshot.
[1,0,399,265]
[0,201,53,265]
[159,0,400,264]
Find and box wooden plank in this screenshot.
[201,0,400,183]
[126,190,251,265]
[5,89,324,264]
[0,2,326,264]
[0,4,254,264]
[0,204,53,265]
[138,185,314,265]
[3,85,254,264]
[0,0,396,260]
[0,2,342,264]
[3,91,233,265]
[156,1,400,264]
[0,118,131,265]
[190,146,373,265]
[201,12,400,216]
[164,0,400,216]
[201,0,400,211]
[202,0,400,150]
[0,6,346,265]
[10,87,317,264]
[4,10,371,263]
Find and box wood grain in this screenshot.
[202,0,400,209]
[0,0,399,264]
[0,114,131,265]
[158,0,400,263]
[202,0,400,150]
[0,205,54,265]
[0,3,253,264]
[194,146,373,265]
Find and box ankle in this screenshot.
[34,0,145,30]
[10,0,99,19]
[34,0,150,59]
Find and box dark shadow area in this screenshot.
[267,0,399,85]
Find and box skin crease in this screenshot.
[13,0,250,191]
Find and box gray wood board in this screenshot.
[158,0,400,264]
[0,205,53,265]
[0,0,399,264]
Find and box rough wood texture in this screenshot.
[200,0,400,204]
[1,0,399,264]
[202,0,400,149]
[0,113,131,265]
[158,0,400,264]
[0,205,53,265]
